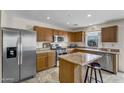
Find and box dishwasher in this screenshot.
[96,53,114,73]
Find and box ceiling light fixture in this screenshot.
[87,14,92,17]
[46,16,51,20]
[67,22,70,24]
[89,24,92,25]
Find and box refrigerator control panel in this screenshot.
[7,47,17,58]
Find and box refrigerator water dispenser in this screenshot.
[7,47,17,58]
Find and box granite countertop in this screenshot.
[59,52,102,66]
[36,49,55,54]
[75,48,119,55]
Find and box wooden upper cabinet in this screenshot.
[63,31,68,42]
[33,26,45,41]
[68,32,75,42]
[33,26,53,42]
[58,30,64,36]
[34,26,85,42]
[75,32,82,42]
[101,26,118,42]
[52,29,59,35]
[68,31,85,42]
[82,31,85,42]
[72,32,76,42]
[67,32,71,42]
[44,28,53,42]
[63,31,68,37]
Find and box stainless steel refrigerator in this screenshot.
[2,27,36,83]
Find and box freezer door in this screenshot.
[2,28,20,83]
[20,30,36,80]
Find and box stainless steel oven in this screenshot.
[53,35,65,42]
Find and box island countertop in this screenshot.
[74,48,119,54]
[59,52,102,66]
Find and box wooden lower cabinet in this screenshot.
[36,51,56,72]
[48,51,56,67]
[37,53,48,71]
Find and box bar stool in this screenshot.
[84,62,103,83]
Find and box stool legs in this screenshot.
[94,69,98,83]
[84,66,89,83]
[84,66,103,83]
[99,70,103,83]
[89,68,93,83]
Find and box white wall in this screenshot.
[79,20,124,72]
[0,10,2,82]
[1,11,68,31]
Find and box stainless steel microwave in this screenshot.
[53,35,65,42]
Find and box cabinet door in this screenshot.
[63,31,68,42]
[52,29,59,35]
[63,31,68,37]
[75,32,79,42]
[67,32,71,42]
[78,32,83,42]
[102,28,110,42]
[45,28,53,42]
[68,32,74,42]
[74,32,83,42]
[67,31,85,42]
[36,53,48,72]
[33,26,45,41]
[82,31,85,42]
[71,32,76,42]
[48,51,56,67]
[101,26,118,42]
[58,31,64,36]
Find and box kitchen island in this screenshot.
[59,52,102,83]
[73,48,119,74]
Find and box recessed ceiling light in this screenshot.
[87,14,92,17]
[46,16,51,20]
[67,22,70,24]
[89,24,92,25]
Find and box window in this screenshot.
[85,31,101,47]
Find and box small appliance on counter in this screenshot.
[50,44,60,50]
[37,42,51,51]
[43,43,51,48]
[68,44,78,48]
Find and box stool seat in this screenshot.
[88,62,101,69]
[84,62,103,83]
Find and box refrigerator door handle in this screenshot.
[17,37,20,65]
[20,39,23,64]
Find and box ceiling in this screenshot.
[5,10,124,30]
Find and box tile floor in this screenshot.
[22,67,124,83]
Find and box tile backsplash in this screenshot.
[37,41,85,49]
[37,42,44,48]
